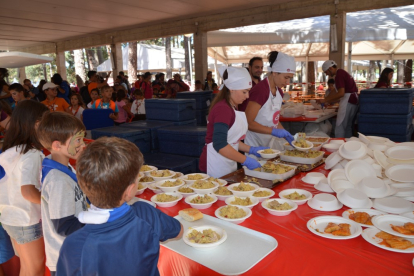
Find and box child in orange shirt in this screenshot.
[41,83,70,113]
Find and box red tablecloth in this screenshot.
[137,166,414,276]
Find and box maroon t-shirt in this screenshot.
[238,78,283,111]
[335,69,358,104]
[238,78,259,111]
[199,99,236,172]
[374,81,389,88]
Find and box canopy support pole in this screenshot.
[18,67,26,84]
[347,42,352,73]
[110,42,123,78]
[56,51,67,80]
[194,31,208,84]
[329,11,346,69]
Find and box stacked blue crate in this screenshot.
[176,91,212,126]
[358,88,414,142]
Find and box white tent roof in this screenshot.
[0,52,53,68]
[207,5,414,63]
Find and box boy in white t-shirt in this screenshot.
[131,89,146,121]
[37,112,88,276]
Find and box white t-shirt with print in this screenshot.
[70,106,84,120]
[0,146,43,226]
[131,99,145,115]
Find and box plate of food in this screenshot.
[185,194,218,209]
[139,175,156,185]
[362,228,414,253]
[155,179,185,193]
[207,177,227,186]
[183,225,227,250]
[307,216,362,240]
[150,192,183,207]
[257,149,280,159]
[225,196,259,209]
[213,186,233,201]
[342,209,386,228]
[190,180,220,195]
[150,169,176,181]
[306,136,330,144]
[292,133,313,151]
[227,182,260,197]
[139,165,157,176]
[245,161,297,181]
[252,188,275,202]
[181,173,209,184]
[215,205,252,224]
[135,182,147,195]
[261,198,298,216]
[280,149,324,164]
[372,215,414,239]
[278,189,312,205]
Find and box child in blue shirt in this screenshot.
[37,112,88,276]
[57,137,183,276]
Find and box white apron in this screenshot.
[245,78,283,148]
[336,93,351,126]
[207,109,248,178]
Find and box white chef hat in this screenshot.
[267,52,296,73]
[218,66,252,90]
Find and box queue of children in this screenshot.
[0,100,182,275]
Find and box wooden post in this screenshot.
[329,11,346,69]
[308,61,315,95]
[194,31,208,83]
[404,59,412,88]
[110,43,123,78]
[56,51,67,80]
[18,67,26,83]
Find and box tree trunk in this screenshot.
[369,60,376,87]
[404,59,412,88]
[307,61,315,95]
[184,36,191,82]
[86,48,99,70]
[376,60,382,75]
[96,47,104,65]
[128,41,138,83]
[166,37,172,79]
[397,60,404,87]
[74,49,87,84]
[42,63,47,81]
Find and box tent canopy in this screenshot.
[0,52,53,68]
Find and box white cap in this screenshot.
[43,82,58,91]
[267,52,296,73]
[218,66,252,90]
[322,60,337,72]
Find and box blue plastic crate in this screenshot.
[358,113,413,135]
[363,125,413,142]
[157,126,207,157]
[91,126,151,153]
[119,121,174,150]
[82,109,114,130]
[176,91,213,109]
[145,98,195,121]
[143,153,197,174]
[359,88,414,115]
[146,119,197,126]
[196,108,208,126]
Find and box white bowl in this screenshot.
[257,149,280,159]
[149,170,176,181]
[180,173,209,185]
[339,159,349,168]
[261,198,298,216]
[361,156,375,165]
[215,205,252,224]
[348,137,362,143]
[140,165,158,176]
[323,143,341,153]
[307,193,343,211]
[171,172,184,179]
[213,186,234,201]
[331,179,355,193]
[150,192,183,207]
[337,188,373,209]
[315,179,335,193]
[374,150,391,169]
[345,160,377,185]
[325,151,343,170]
[190,180,220,195]
[136,183,148,195]
[367,136,389,144]
[148,182,163,194]
[366,147,375,158]
[358,132,370,144]
[177,185,196,198]
[184,194,218,209]
[357,177,395,198]
[225,196,259,209]
[327,169,347,185]
[339,141,367,160]
[331,163,344,170]
[292,139,313,151]
[329,140,345,145]
[371,163,383,178]
[373,196,414,214]
[279,189,312,205]
[183,225,227,250]
[155,179,185,193]
[207,178,228,186]
[251,188,275,202]
[227,183,260,197]
[302,172,327,185]
[368,143,388,152]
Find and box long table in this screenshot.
[137,164,414,276]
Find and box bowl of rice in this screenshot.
[177,185,195,198]
[135,183,147,195]
[148,182,163,194]
[257,149,280,159]
[184,194,218,209]
[227,182,260,197]
[252,188,275,202]
[150,192,182,207]
[225,196,259,209]
[139,165,158,176]
[213,186,234,201]
[190,180,220,195]
[155,179,185,193]
[180,173,209,185]
[149,169,176,181]
[183,225,227,250]
[262,198,298,216]
[215,205,252,224]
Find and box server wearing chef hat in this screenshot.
[199,66,269,178]
[319,60,358,138]
[244,51,295,151]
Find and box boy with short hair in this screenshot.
[57,137,183,275]
[91,85,119,121]
[37,112,88,276]
[41,82,70,113]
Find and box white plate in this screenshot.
[385,164,414,183]
[372,215,414,239]
[385,146,414,161]
[342,209,386,228]
[307,216,362,240]
[345,160,377,185]
[367,136,390,144]
[373,197,414,214]
[392,183,414,197]
[331,179,354,194]
[307,193,343,211]
[337,188,373,209]
[374,150,391,170]
[301,172,326,185]
[361,227,414,253]
[338,141,367,160]
[315,180,335,193]
[387,157,414,165]
[183,225,227,250]
[358,132,370,144]
[400,211,414,220]
[324,151,343,170]
[322,143,341,153]
[327,169,347,185]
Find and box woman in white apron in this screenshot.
[199,67,268,178]
[245,51,295,150]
